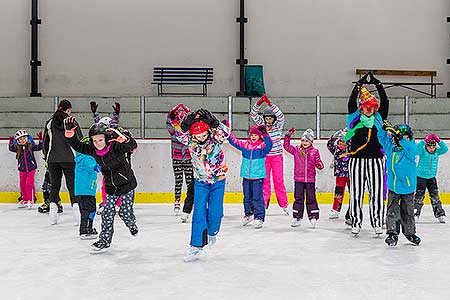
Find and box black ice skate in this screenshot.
[57,201,63,213]
[385,234,398,247]
[129,224,139,236]
[80,228,98,240]
[90,240,110,253]
[405,234,421,246]
[38,202,49,213]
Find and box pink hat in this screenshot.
[249,126,263,138]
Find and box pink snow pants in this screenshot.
[263,154,288,208]
[19,170,36,202]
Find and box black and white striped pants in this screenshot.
[349,157,385,229]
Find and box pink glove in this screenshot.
[37,131,43,141]
[316,161,324,170]
[286,128,295,136]
[221,119,230,127]
[264,95,272,106]
[431,134,440,143]
[256,95,266,106]
[9,136,14,144]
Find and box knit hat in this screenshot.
[262,107,276,119]
[359,86,379,110]
[249,126,263,139]
[58,99,72,111]
[301,128,314,143]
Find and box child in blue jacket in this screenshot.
[75,137,102,239]
[414,134,448,223]
[228,125,273,228]
[378,122,421,246]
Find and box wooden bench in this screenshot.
[152,67,213,96]
[355,69,443,98]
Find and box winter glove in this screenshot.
[181,112,197,132]
[357,73,370,85]
[316,161,324,170]
[256,95,266,106]
[63,116,78,138]
[264,95,272,106]
[258,125,267,135]
[221,119,230,127]
[106,128,127,143]
[94,165,102,173]
[369,73,381,85]
[8,136,14,145]
[286,127,296,136]
[197,109,219,128]
[90,101,98,114]
[382,120,398,134]
[112,102,120,114]
[37,131,43,141]
[428,134,440,143]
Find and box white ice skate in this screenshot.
[374,227,383,236]
[254,219,263,229]
[17,200,27,209]
[291,218,302,227]
[351,227,361,236]
[438,216,446,223]
[96,203,104,215]
[183,246,206,263]
[207,235,216,247]
[174,199,181,216]
[72,203,81,226]
[329,210,339,219]
[181,212,190,223]
[282,207,290,215]
[49,202,58,225]
[345,219,352,230]
[242,215,254,226]
[310,218,318,228]
[414,215,420,222]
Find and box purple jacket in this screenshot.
[166,114,191,161]
[9,140,43,172]
[284,135,324,183]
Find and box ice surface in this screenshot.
[1,204,449,300]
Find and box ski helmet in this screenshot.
[99,117,112,127]
[14,130,29,140]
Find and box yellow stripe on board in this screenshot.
[1,192,450,204]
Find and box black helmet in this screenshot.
[262,107,276,120]
[88,123,108,137]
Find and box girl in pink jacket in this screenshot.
[284,128,324,228]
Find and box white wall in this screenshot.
[2,139,450,193]
[0,0,449,97]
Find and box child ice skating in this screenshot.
[8,130,43,209]
[74,137,102,239]
[176,108,230,262]
[378,122,420,246]
[250,95,289,214]
[64,117,138,253]
[415,134,448,223]
[228,124,273,228]
[167,103,195,221]
[284,128,324,228]
[327,128,351,221]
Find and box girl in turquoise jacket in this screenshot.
[414,134,448,223]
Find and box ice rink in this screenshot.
[1,203,449,300]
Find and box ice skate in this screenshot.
[90,240,110,253]
[374,227,383,236]
[72,203,80,226]
[129,224,139,236]
[27,200,33,209]
[351,227,361,236]
[345,219,352,230]
[207,235,216,247]
[181,212,190,223]
[17,200,27,209]
[254,219,263,229]
[96,202,104,215]
[57,201,63,213]
[174,199,181,216]
[405,234,421,245]
[310,218,317,228]
[38,202,49,213]
[328,209,339,219]
[49,203,58,225]
[385,234,398,247]
[291,218,301,227]
[242,215,254,226]
[437,216,446,224]
[80,228,98,240]
[183,246,206,263]
[282,206,290,215]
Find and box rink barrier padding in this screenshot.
[1,192,449,204]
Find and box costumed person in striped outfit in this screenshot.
[175,108,230,262]
[167,104,194,222]
[414,133,448,223]
[250,95,289,214]
[345,73,389,236]
[378,121,420,246]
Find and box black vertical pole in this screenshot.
[30,0,42,97]
[447,17,450,97]
[236,0,248,96]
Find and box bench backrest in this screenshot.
[356,69,436,77]
[153,67,214,83]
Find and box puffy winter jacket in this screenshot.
[166,114,191,161]
[326,137,349,177]
[68,136,137,196]
[228,132,273,179]
[9,139,42,172]
[74,152,100,196]
[416,140,448,179]
[378,128,417,194]
[284,135,324,183]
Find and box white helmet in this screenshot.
[14,130,29,140]
[99,117,112,127]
